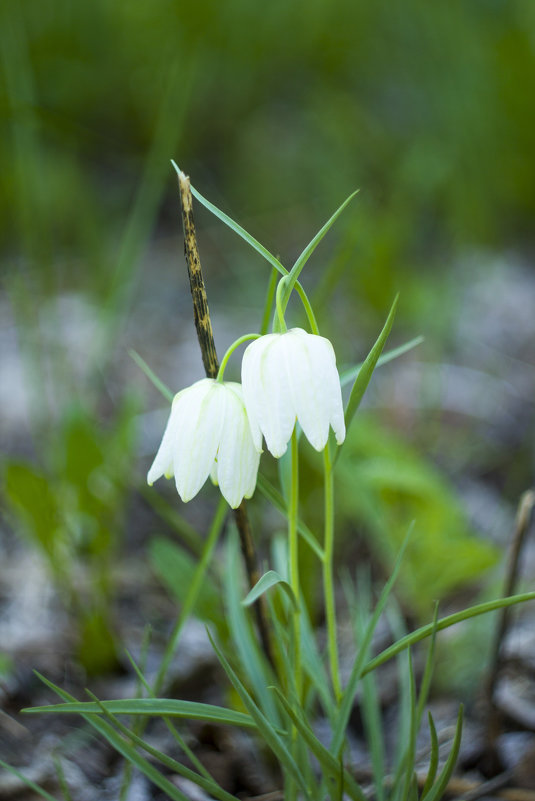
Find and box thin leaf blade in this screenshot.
[242,570,297,610]
[343,294,398,436]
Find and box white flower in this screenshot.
[241,328,345,458]
[147,378,261,509]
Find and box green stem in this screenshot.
[323,444,341,701]
[295,283,320,335]
[274,277,289,333]
[286,428,301,801]
[289,428,301,699]
[260,267,279,335]
[153,497,228,694]
[216,333,260,382]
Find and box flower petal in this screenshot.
[242,328,345,457]
[147,387,188,485]
[172,379,225,503]
[215,383,260,507]
[284,330,331,451]
[241,339,266,452]
[243,335,296,457]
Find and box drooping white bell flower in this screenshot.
[147,378,261,509]
[241,328,346,458]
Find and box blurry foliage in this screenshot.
[3,399,138,673]
[149,536,226,632]
[300,415,498,616]
[337,417,499,612]
[1,0,535,306]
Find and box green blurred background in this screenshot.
[1,0,535,674]
[3,0,535,297]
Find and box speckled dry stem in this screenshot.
[178,172,219,378]
[177,172,274,669]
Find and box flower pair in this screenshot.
[148,329,345,508]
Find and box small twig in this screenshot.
[484,489,535,772]
[177,171,275,670]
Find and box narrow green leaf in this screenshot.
[129,349,173,402]
[124,650,216,785]
[339,336,424,388]
[281,190,360,307]
[170,162,325,329]
[32,675,193,801]
[207,631,311,800]
[416,603,439,726]
[420,706,463,801]
[0,761,59,801]
[23,697,254,728]
[300,604,334,719]
[362,590,535,678]
[257,475,324,560]
[354,593,385,801]
[396,651,418,801]
[53,756,73,801]
[171,161,286,276]
[242,570,297,610]
[85,691,238,801]
[224,532,277,721]
[421,712,439,797]
[407,775,419,801]
[272,687,366,801]
[343,294,398,435]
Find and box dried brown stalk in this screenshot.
[177,170,274,670]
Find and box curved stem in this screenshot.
[323,444,341,701]
[274,277,289,333]
[216,333,261,382]
[295,283,320,335]
[273,278,319,336]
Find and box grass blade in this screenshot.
[52,756,73,801]
[124,649,216,784]
[207,631,312,800]
[362,590,535,677]
[353,581,385,801]
[343,294,398,436]
[416,603,439,726]
[394,650,418,801]
[23,697,254,728]
[129,349,174,402]
[243,570,298,610]
[299,602,335,719]
[85,690,238,801]
[421,712,439,797]
[281,190,360,306]
[0,761,59,801]
[32,674,197,801]
[224,531,278,721]
[339,336,424,388]
[420,705,463,801]
[272,687,366,801]
[171,160,286,276]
